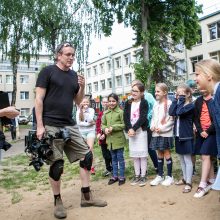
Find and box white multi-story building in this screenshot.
[173,10,220,85]
[86,9,220,94]
[0,55,52,116]
[85,47,140,98]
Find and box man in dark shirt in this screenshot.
[35,43,107,219]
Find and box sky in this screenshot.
[87,0,220,63]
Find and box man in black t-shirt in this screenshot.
[35,43,107,219]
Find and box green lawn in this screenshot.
[0,140,202,204]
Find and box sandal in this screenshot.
[182,183,192,193]
[175,179,186,186]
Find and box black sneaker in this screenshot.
[108,177,118,185]
[118,178,126,186]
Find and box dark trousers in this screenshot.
[100,143,112,172]
[147,128,158,169]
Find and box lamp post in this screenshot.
[108,47,115,93]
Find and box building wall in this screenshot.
[174,10,220,82]
[85,47,140,98]
[0,55,53,116]
[86,11,220,95]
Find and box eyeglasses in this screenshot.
[56,42,73,53]
[131,90,140,93]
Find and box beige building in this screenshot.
[0,55,52,116]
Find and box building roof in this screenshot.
[199,10,220,21]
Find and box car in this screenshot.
[168,92,175,101]
[18,115,29,125]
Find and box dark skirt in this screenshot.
[175,137,194,155]
[194,134,217,156]
[150,136,173,151]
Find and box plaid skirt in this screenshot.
[150,136,174,151]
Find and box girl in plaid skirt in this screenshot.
[150,83,174,186]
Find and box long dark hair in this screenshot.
[108,93,119,102]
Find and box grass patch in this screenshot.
[0,139,202,193]
[11,191,23,204]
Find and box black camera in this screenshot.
[57,128,71,143]
[0,130,12,151]
[25,130,53,171]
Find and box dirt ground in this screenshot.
[0,129,220,220]
[0,176,220,220]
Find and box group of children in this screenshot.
[76,58,220,199]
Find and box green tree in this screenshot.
[0,0,38,105]
[34,0,101,70]
[92,0,202,87]
[0,0,101,105]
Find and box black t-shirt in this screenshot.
[36,65,79,126]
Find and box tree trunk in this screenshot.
[141,1,151,88]
[11,61,18,106]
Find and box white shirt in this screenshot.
[76,107,95,132]
[150,100,174,137]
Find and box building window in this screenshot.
[175,60,186,75]
[197,28,202,44]
[107,61,111,72]
[87,68,91,78]
[210,51,220,61]
[125,73,132,85]
[87,83,92,94]
[190,55,203,72]
[20,108,30,116]
[93,66,98,76]
[0,75,2,83]
[20,91,29,100]
[20,75,29,84]
[134,49,142,62]
[116,75,122,87]
[94,82,98,92]
[175,43,184,52]
[107,78,112,89]
[100,63,105,74]
[208,21,220,40]
[6,75,13,84]
[115,57,121,69]
[124,53,131,66]
[100,80,105,90]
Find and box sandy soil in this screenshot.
[1,129,220,220]
[0,176,219,220]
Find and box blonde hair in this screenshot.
[155,83,168,94]
[195,59,220,82]
[177,84,192,103]
[155,83,168,125]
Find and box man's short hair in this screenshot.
[55,42,74,60]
